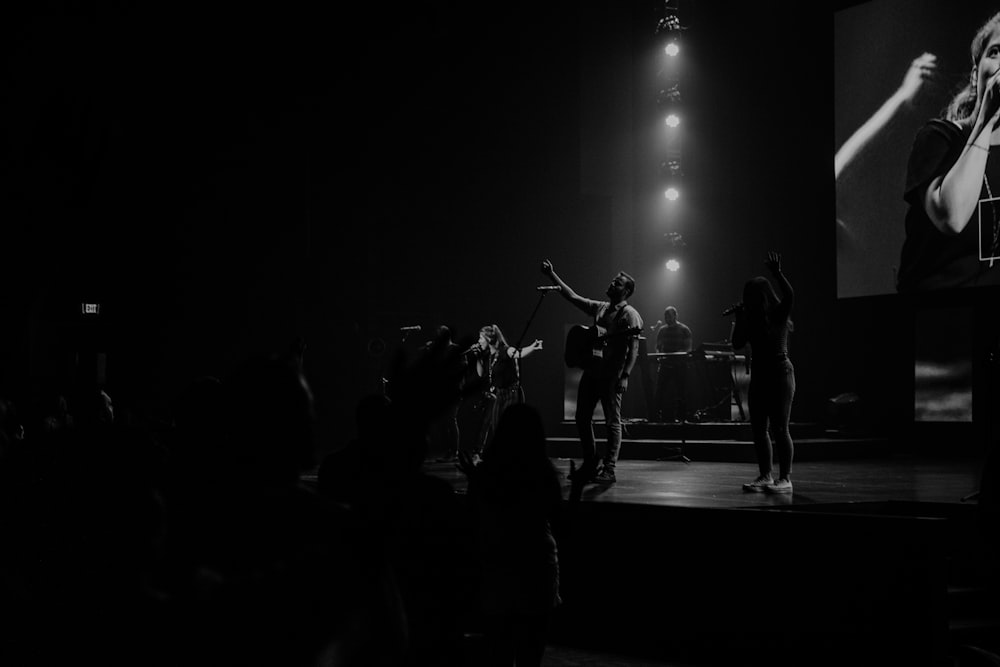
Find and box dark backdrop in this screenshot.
[1,0,919,454]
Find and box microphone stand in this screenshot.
[512,290,553,400]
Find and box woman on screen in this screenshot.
[897,12,1000,291]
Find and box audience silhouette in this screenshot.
[0,381,172,665]
[318,329,476,666]
[458,403,563,667]
[163,352,407,666]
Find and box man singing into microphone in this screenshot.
[541,259,642,484]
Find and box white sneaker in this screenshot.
[742,475,774,492]
[766,478,793,494]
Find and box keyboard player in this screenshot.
[653,306,693,422]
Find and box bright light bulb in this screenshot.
[664,187,679,201]
[665,42,680,57]
[666,259,680,272]
[665,114,680,128]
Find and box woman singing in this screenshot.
[731,251,795,494]
[469,324,543,456]
[897,12,1000,291]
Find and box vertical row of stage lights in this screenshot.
[656,1,685,273]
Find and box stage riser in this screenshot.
[551,420,826,440]
[545,437,891,462]
[548,502,950,666]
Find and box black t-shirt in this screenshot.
[488,342,519,390]
[897,119,1000,292]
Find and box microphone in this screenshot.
[400,325,422,332]
[536,285,561,291]
[721,303,742,317]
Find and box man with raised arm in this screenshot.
[541,259,643,484]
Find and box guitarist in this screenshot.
[541,259,643,484]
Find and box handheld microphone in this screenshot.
[536,285,561,291]
[400,325,422,332]
[721,303,742,317]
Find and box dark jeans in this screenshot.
[748,358,795,479]
[575,370,623,471]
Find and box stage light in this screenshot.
[666,259,680,272]
[656,10,682,37]
[657,84,682,107]
[655,2,684,58]
[665,232,685,247]
[660,159,683,178]
[657,85,682,130]
[661,158,683,201]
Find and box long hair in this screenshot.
[945,12,1000,126]
[479,324,508,348]
[742,276,794,331]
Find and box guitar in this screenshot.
[564,325,642,370]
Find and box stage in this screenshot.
[544,419,891,464]
[414,448,997,666]
[422,455,981,510]
[305,409,1000,666]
